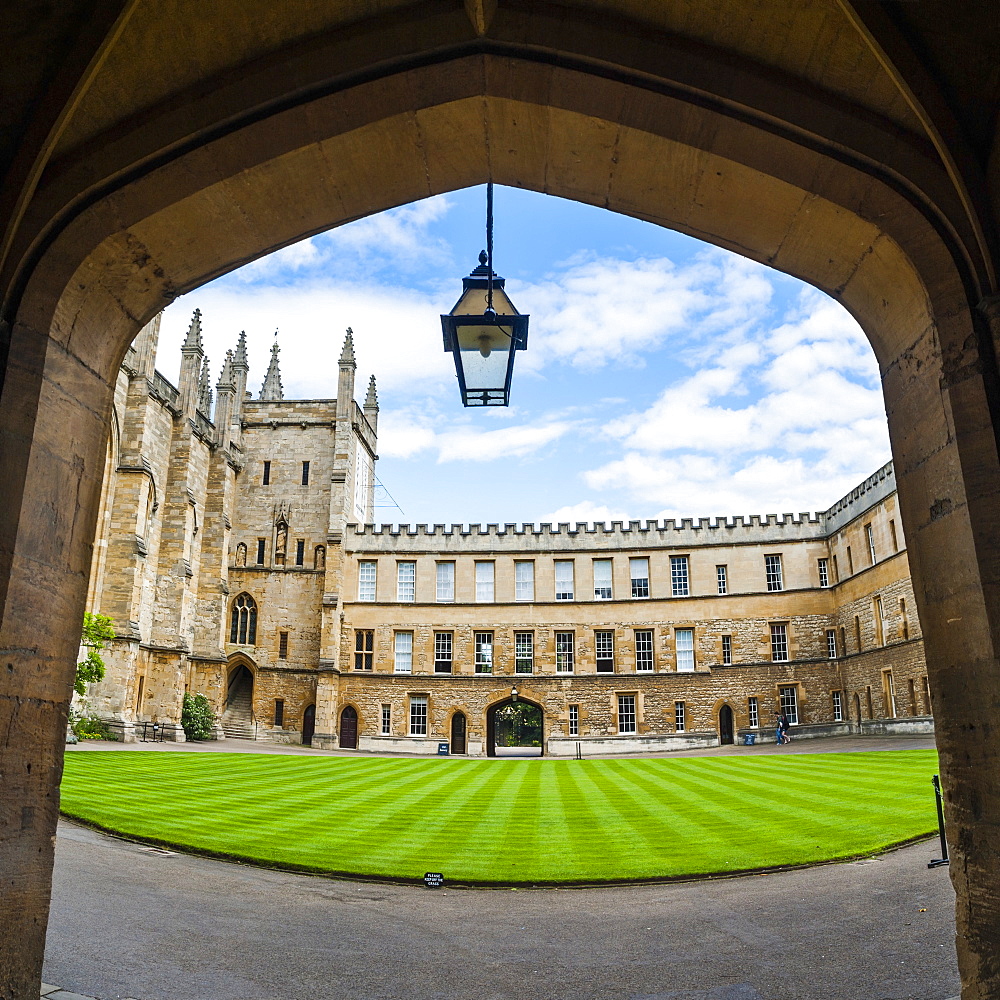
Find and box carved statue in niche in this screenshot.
[275,520,287,565]
[235,542,247,567]
[314,545,325,571]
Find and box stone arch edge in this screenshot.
[2,49,1000,1000]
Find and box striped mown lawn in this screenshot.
[60,749,938,883]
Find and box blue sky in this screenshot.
[156,185,891,525]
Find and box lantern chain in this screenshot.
[486,181,494,314]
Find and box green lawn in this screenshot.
[60,749,939,884]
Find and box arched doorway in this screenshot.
[301,704,315,746]
[339,705,358,750]
[486,699,544,758]
[854,693,863,728]
[222,664,254,738]
[718,704,735,745]
[450,712,467,755]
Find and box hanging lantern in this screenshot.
[441,184,528,406]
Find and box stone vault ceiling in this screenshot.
[2,0,998,310]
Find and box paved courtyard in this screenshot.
[46,735,959,1000]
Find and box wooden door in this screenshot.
[302,704,315,746]
[451,712,466,754]
[340,705,358,749]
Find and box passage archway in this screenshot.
[222,664,255,738]
[487,699,544,758]
[1,7,999,997]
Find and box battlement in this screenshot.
[345,463,897,553]
[345,510,832,553]
[821,461,895,534]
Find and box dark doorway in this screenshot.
[222,664,255,738]
[302,704,316,746]
[226,664,254,712]
[486,699,543,758]
[719,704,735,745]
[340,705,358,749]
[451,712,467,755]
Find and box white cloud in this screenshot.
[512,256,709,371]
[158,281,455,398]
[601,285,884,458]
[582,452,879,521]
[325,196,454,270]
[233,238,324,281]
[377,408,573,463]
[217,194,455,288]
[572,284,891,517]
[435,422,572,462]
[377,411,438,459]
[542,500,632,525]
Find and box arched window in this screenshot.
[230,593,257,645]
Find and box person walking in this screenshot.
[774,713,784,746]
[780,712,792,744]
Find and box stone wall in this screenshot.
[82,324,930,755]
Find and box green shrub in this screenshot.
[75,612,116,697]
[181,692,216,740]
[71,714,117,741]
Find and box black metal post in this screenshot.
[928,773,950,868]
[486,181,494,313]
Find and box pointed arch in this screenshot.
[229,592,258,645]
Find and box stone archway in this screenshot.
[718,704,735,746]
[487,697,544,757]
[1,11,999,996]
[222,663,255,739]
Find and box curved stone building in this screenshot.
[84,312,930,756]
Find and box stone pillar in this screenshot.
[229,330,249,448]
[190,450,237,657]
[0,317,115,998]
[363,374,378,435]
[884,296,1000,1000]
[178,309,204,419]
[131,313,161,379]
[213,351,235,449]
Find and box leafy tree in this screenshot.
[75,612,116,697]
[181,692,216,740]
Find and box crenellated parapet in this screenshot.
[821,462,895,534]
[346,462,897,554]
[346,510,830,553]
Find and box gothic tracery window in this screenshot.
[230,592,258,645]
